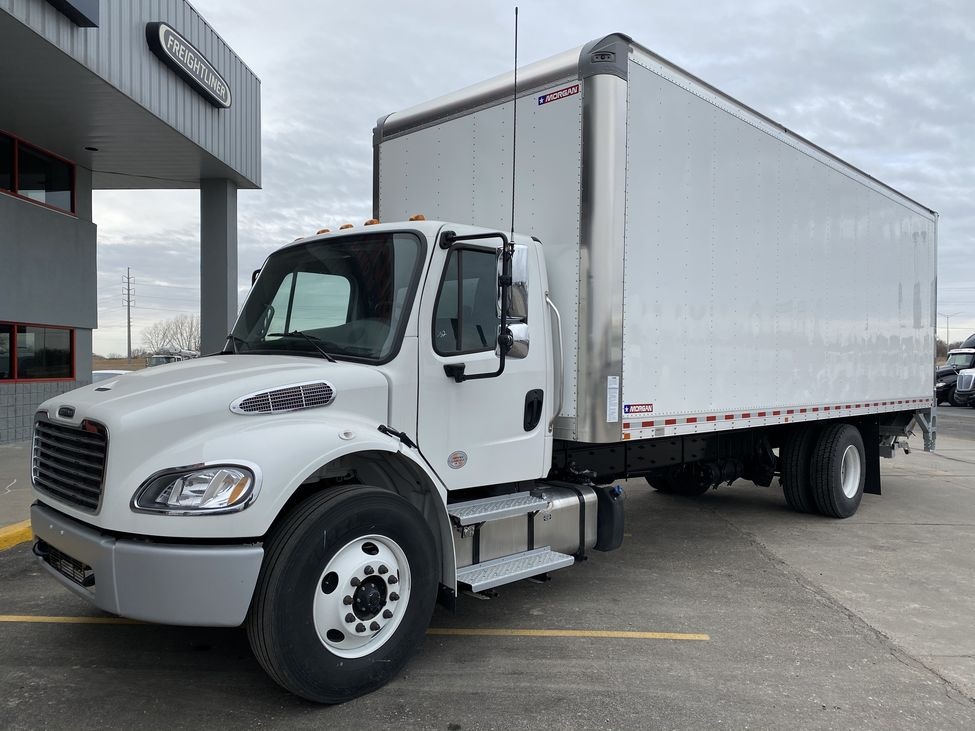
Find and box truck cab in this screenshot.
[936,348,975,405]
[30,220,591,703]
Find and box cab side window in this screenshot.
[433,248,499,355]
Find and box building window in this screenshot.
[0,134,12,191]
[0,323,74,381]
[0,131,75,214]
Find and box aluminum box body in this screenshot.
[375,34,937,444]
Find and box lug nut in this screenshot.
[343,595,353,605]
[388,576,398,585]
[390,592,399,601]
[364,565,374,575]
[345,613,355,623]
[355,623,366,633]
[382,609,393,619]
[350,577,360,587]
[378,565,388,575]
[370,621,380,631]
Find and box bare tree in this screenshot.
[142,315,201,353]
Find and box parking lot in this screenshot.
[1,409,974,729]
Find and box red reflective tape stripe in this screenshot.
[664,418,677,425]
[642,421,654,428]
[686,417,698,424]
[706,415,717,422]
[741,412,751,418]
[787,409,794,414]
[724,414,734,420]
[800,408,807,413]
[772,411,781,416]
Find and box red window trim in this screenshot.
[0,321,76,383]
[0,129,76,216]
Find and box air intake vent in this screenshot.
[231,381,335,415]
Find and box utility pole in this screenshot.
[123,268,135,360]
[938,311,962,349]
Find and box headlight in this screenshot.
[936,382,946,388]
[133,465,257,515]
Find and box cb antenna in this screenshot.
[509,6,519,242]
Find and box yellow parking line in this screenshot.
[426,628,709,641]
[0,615,140,625]
[0,520,32,551]
[0,615,708,639]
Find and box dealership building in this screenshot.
[0,0,261,443]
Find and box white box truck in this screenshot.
[30,34,936,703]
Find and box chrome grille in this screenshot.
[958,373,975,392]
[231,381,335,415]
[32,418,107,513]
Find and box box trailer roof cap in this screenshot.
[375,33,632,141]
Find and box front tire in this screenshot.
[247,486,438,703]
[810,424,865,518]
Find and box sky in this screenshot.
[91,0,975,355]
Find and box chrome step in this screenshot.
[447,493,549,527]
[456,547,574,592]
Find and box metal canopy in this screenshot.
[0,10,257,190]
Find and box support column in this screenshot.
[200,178,238,353]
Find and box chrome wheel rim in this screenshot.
[840,445,861,499]
[312,534,411,659]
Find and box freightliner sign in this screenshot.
[146,22,232,109]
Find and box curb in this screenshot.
[0,520,32,551]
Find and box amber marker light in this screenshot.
[316,228,331,234]
[339,224,354,230]
[364,219,380,226]
[409,214,426,221]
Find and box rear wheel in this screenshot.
[810,424,865,518]
[246,486,438,703]
[779,426,818,513]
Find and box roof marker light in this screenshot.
[364,219,380,226]
[339,224,354,230]
[317,228,331,234]
[409,214,426,221]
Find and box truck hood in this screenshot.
[38,354,390,434]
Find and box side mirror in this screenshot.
[496,244,530,359]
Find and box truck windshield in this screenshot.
[946,353,975,369]
[231,232,424,362]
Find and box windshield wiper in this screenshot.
[267,330,337,362]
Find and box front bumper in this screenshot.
[953,391,975,407]
[31,502,264,626]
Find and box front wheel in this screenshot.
[810,424,865,518]
[246,486,438,703]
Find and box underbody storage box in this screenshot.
[375,34,937,444]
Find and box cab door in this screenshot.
[415,231,552,490]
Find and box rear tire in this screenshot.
[779,427,818,513]
[810,424,865,518]
[246,486,438,703]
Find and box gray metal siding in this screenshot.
[0,0,260,186]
